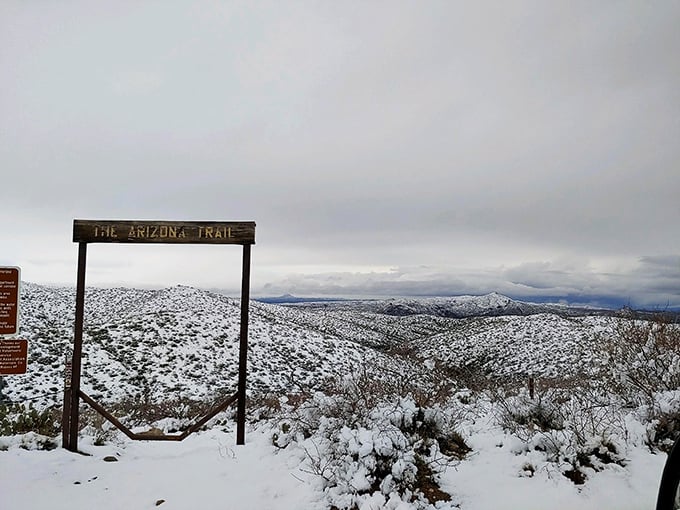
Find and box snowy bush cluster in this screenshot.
[492,383,629,484]
[602,317,680,451]
[604,317,680,404]
[267,371,471,510]
[259,315,680,501]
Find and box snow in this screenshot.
[446,428,664,510]
[0,426,321,510]
[0,422,666,510]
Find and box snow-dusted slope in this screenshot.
[289,292,587,318]
[375,292,531,317]
[410,313,614,379]
[7,283,621,406]
[8,284,393,405]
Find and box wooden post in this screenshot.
[528,377,535,399]
[67,242,87,452]
[236,244,251,445]
[61,355,72,449]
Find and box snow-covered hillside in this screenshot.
[411,313,614,378]
[6,284,620,406]
[287,292,614,319]
[10,284,395,405]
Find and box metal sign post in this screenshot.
[63,220,255,452]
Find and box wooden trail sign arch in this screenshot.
[63,219,255,452]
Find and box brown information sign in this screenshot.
[0,267,20,336]
[0,339,28,375]
[73,220,255,245]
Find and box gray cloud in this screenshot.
[1,1,678,307]
[259,256,680,309]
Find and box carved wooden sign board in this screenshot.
[73,220,256,245]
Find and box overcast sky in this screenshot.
[1,1,679,308]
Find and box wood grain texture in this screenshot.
[73,219,256,245]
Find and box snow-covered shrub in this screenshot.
[382,351,471,406]
[76,408,122,446]
[493,384,566,442]
[0,431,59,451]
[604,316,680,404]
[270,368,471,509]
[437,356,497,392]
[641,390,680,452]
[602,316,680,449]
[492,382,627,484]
[247,392,288,421]
[298,397,466,509]
[108,393,206,428]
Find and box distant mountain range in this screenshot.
[255,293,351,304]
[257,291,679,321]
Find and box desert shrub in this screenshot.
[0,403,61,439]
[438,356,499,392]
[269,367,471,509]
[641,391,680,452]
[491,378,587,437]
[109,393,206,426]
[74,392,220,443]
[492,381,627,484]
[247,392,285,421]
[603,316,680,404]
[78,408,122,445]
[602,316,680,449]
[292,396,465,509]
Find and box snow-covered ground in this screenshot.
[1,426,321,510]
[448,427,663,510]
[0,420,665,510]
